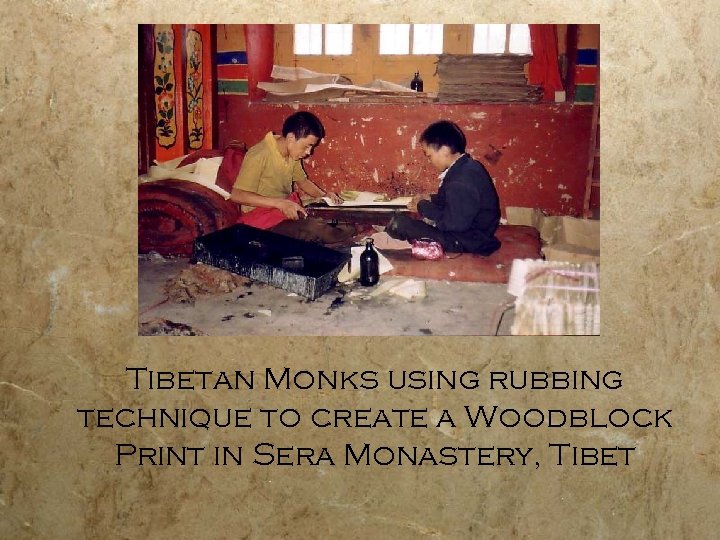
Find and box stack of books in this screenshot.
[437,54,543,102]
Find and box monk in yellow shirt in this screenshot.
[231,111,355,245]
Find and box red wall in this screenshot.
[218,98,593,216]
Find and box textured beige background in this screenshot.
[1,1,719,538]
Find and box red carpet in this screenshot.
[384,225,541,283]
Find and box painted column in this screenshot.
[573,25,599,104]
[217,25,249,96]
[244,24,274,100]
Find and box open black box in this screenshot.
[191,224,351,300]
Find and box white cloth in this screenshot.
[140,155,231,200]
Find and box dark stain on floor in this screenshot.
[138,318,204,336]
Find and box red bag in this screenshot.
[411,239,444,260]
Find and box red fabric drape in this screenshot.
[528,24,564,101]
[237,192,302,230]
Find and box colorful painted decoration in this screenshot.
[217,50,249,95]
[153,25,177,148]
[574,48,598,103]
[186,29,204,150]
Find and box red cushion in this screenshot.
[176,146,246,194]
[216,145,247,193]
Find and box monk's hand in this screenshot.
[325,191,344,205]
[278,199,308,220]
[408,193,430,213]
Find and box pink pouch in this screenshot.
[411,239,445,260]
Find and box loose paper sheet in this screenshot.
[320,191,412,207]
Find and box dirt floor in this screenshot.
[138,254,516,336]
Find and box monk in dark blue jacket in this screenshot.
[386,120,501,255]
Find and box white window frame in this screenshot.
[412,24,444,54]
[379,24,444,55]
[294,24,353,56]
[473,24,532,54]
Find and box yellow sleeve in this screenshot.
[233,147,267,193]
[292,160,308,183]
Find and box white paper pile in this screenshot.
[271,65,343,81]
[509,259,600,335]
[264,65,419,99]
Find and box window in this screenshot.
[294,24,352,55]
[413,24,444,54]
[379,24,444,55]
[379,24,409,55]
[473,24,531,54]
